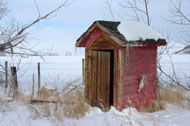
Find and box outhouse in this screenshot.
[76,20,166,111]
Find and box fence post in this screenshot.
[82,58,85,84]
[38,62,41,92]
[5,61,8,89]
[32,73,35,97]
[11,66,18,98]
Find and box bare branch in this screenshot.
[34,0,41,18]
[157,62,189,91]
[0,0,70,56]
[103,0,115,21]
[167,0,190,44]
[119,0,150,26]
[144,0,150,26]
[0,0,7,20]
[168,0,190,26]
[16,0,69,37]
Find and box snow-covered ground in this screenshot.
[0,53,190,126]
[0,101,190,126]
[159,54,190,87]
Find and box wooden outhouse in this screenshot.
[76,20,166,111]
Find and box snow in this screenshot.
[0,56,84,94]
[159,54,190,87]
[0,53,190,126]
[0,101,190,126]
[118,20,164,41]
[1,53,189,92]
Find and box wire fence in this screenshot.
[0,56,84,94]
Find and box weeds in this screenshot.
[26,79,89,121]
[27,89,89,123]
[0,98,7,112]
[28,105,41,119]
[145,84,186,112]
[37,87,60,101]
[63,89,89,119]
[14,92,32,105]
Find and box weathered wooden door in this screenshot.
[85,50,110,111]
[96,51,110,111]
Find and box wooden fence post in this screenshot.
[32,73,35,97]
[5,61,8,88]
[82,58,85,84]
[38,62,41,92]
[11,66,18,98]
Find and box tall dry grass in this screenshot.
[0,98,8,112]
[27,79,89,121]
[145,84,188,112]
[27,89,89,121]
[63,89,89,119]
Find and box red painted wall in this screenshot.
[121,46,157,110]
[79,27,102,47]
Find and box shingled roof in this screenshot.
[96,21,126,43]
[76,20,166,47]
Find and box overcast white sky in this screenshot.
[4,0,189,55]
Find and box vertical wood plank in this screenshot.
[118,50,122,111]
[82,58,85,84]
[85,49,89,103]
[114,50,118,109]
[87,49,92,105]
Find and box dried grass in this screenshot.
[37,87,60,101]
[27,89,89,121]
[0,98,7,112]
[28,105,41,119]
[26,78,89,121]
[63,89,89,119]
[53,103,65,122]
[145,85,186,112]
[1,78,88,121]
[14,92,32,105]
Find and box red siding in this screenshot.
[79,27,102,47]
[121,46,157,110]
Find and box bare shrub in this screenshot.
[14,92,32,105]
[0,98,8,112]
[63,89,89,119]
[37,87,60,101]
[27,80,88,121]
[27,90,89,122]
[26,78,88,121]
[39,104,51,117]
[28,105,41,119]
[145,85,186,112]
[53,103,65,122]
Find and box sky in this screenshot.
[4,0,189,55]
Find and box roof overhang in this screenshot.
[123,39,167,47]
[76,21,167,48]
[76,21,124,47]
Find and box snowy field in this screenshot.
[0,54,190,91]
[159,54,190,87]
[0,54,190,126]
[0,56,84,94]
